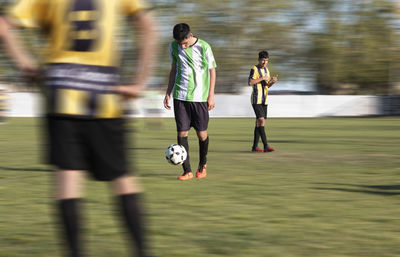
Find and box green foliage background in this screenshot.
[0,0,399,94]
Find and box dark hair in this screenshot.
[173,23,191,41]
[258,51,269,59]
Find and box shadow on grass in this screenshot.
[139,173,176,178]
[221,139,302,144]
[0,166,51,172]
[210,149,250,153]
[129,147,163,151]
[269,140,303,143]
[312,183,400,196]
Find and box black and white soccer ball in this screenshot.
[165,144,187,165]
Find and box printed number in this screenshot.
[65,0,101,52]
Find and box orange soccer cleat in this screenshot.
[264,146,275,152]
[177,172,193,180]
[196,165,207,179]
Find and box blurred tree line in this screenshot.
[0,0,399,95]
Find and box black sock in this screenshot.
[59,198,82,257]
[199,136,209,167]
[178,136,191,173]
[258,126,268,149]
[252,126,260,149]
[119,193,147,257]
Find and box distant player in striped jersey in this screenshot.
[248,51,278,152]
[163,23,217,180]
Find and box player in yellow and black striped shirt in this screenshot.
[0,1,156,256]
[248,50,278,152]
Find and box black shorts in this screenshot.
[252,104,268,119]
[174,99,209,131]
[46,116,129,181]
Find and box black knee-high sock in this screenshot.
[120,193,147,257]
[199,136,209,167]
[252,126,260,149]
[59,198,81,257]
[258,126,268,148]
[178,136,191,173]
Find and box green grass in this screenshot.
[0,117,400,257]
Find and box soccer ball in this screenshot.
[165,144,187,165]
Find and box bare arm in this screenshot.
[0,17,38,75]
[163,64,176,110]
[267,74,278,88]
[248,75,270,86]
[116,11,157,98]
[207,68,216,110]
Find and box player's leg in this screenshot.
[56,170,86,200]
[192,102,209,178]
[88,119,152,257]
[252,104,264,152]
[257,117,268,150]
[258,105,274,152]
[196,130,208,166]
[174,99,193,179]
[47,117,88,257]
[56,170,86,257]
[177,130,192,178]
[195,130,208,178]
[257,116,265,127]
[252,119,261,151]
[112,175,150,257]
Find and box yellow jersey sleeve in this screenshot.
[249,66,260,80]
[121,0,149,15]
[8,0,50,29]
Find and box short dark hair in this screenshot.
[173,23,191,41]
[258,51,269,59]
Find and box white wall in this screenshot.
[7,93,43,117]
[5,92,380,118]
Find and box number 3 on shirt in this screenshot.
[65,0,101,52]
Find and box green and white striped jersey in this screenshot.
[170,39,217,102]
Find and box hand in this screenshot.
[271,74,278,83]
[22,67,40,78]
[262,75,271,82]
[164,94,171,110]
[115,84,142,99]
[19,60,40,80]
[207,95,215,110]
[21,66,42,86]
[17,61,43,88]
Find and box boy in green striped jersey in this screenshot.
[164,23,217,180]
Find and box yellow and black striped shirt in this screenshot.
[249,65,270,105]
[8,0,148,118]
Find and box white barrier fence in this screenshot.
[5,92,380,118]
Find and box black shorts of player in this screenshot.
[173,99,209,131]
[252,104,268,119]
[46,116,129,181]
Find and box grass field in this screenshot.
[0,117,400,257]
